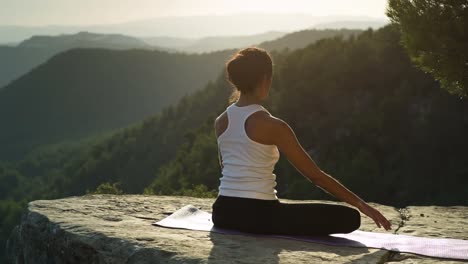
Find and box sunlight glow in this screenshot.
[0,0,388,26]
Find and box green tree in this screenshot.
[86,182,123,195]
[386,0,468,97]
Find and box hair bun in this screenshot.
[225,47,273,96]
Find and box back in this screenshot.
[216,102,280,200]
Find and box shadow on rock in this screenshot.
[206,228,370,264]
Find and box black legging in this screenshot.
[212,195,361,236]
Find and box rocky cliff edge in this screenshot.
[5,194,468,263]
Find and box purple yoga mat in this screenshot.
[152,205,468,261]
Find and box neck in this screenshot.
[236,92,262,106]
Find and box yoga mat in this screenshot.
[153,205,468,261]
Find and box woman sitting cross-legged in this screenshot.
[212,47,392,236]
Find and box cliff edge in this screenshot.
[5,194,468,263]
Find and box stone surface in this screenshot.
[385,206,468,264]
[5,194,468,263]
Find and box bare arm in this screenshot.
[271,118,392,230]
[271,119,365,208]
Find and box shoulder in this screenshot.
[248,112,297,148]
[246,110,290,140]
[248,110,288,129]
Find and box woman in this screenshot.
[212,47,392,235]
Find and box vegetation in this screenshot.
[87,182,124,195]
[386,0,468,97]
[0,31,161,89]
[1,25,467,260]
[0,29,360,162]
[271,26,468,206]
[144,26,468,208]
[0,48,233,160]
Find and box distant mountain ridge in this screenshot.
[0,14,389,43]
[0,28,361,160]
[0,31,172,89]
[143,31,288,53]
[313,20,388,29]
[258,28,361,52]
[18,31,152,49]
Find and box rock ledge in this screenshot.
[6,194,468,263]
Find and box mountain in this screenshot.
[0,31,171,89]
[143,31,288,53]
[0,42,18,46]
[140,36,199,50]
[0,46,52,89]
[0,14,388,43]
[17,31,152,50]
[0,48,234,160]
[2,25,467,262]
[6,25,466,204]
[4,25,464,205]
[313,20,389,29]
[0,28,363,160]
[258,28,361,52]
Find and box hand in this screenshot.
[357,201,392,231]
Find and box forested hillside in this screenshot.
[0,31,168,88]
[0,75,235,259]
[0,48,234,160]
[145,26,468,207]
[2,25,467,260]
[0,29,362,161]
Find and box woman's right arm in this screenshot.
[270,118,392,230]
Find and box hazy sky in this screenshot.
[0,0,389,26]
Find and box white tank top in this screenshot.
[217,102,280,200]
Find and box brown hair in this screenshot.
[225,47,273,103]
